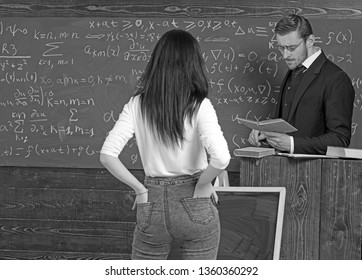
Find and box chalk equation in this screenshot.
[0,17,360,169]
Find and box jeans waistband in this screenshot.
[144,172,202,186]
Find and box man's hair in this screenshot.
[275,14,313,39]
[135,29,208,147]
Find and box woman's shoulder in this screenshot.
[124,94,141,110]
[199,97,216,112]
[194,98,217,123]
[199,97,211,107]
[129,94,141,104]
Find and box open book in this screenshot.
[238,118,297,133]
[276,153,337,159]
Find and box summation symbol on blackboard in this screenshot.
[0,17,361,170]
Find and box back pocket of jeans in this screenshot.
[181,197,215,225]
[136,202,153,232]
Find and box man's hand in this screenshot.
[262,132,291,152]
[248,129,267,146]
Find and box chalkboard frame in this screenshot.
[214,186,286,260]
[1,1,362,19]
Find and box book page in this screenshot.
[238,118,297,133]
[276,153,337,159]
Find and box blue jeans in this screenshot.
[131,172,220,260]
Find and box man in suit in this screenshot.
[248,14,355,154]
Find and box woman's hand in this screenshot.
[193,182,213,198]
[132,190,148,210]
[193,183,219,206]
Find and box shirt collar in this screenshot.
[302,47,321,69]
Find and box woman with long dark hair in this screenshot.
[100,29,230,260]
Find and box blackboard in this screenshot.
[0,15,361,171]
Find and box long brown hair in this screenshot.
[135,29,208,147]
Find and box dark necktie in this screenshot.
[291,65,306,80]
[281,65,306,119]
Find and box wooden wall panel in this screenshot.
[282,159,321,260]
[0,187,135,221]
[239,156,322,260]
[0,219,134,252]
[0,250,130,260]
[320,159,362,259]
[0,167,138,259]
[0,167,144,190]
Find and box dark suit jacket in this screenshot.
[275,51,355,154]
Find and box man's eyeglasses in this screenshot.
[277,39,304,53]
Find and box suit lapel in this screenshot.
[287,52,327,122]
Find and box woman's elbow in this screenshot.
[221,154,231,169]
[100,153,110,167]
[212,153,231,170]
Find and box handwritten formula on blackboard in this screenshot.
[0,18,361,170]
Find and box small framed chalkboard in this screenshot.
[168,186,286,260]
[214,186,286,260]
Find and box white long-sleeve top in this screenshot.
[100,95,230,177]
